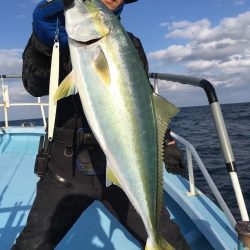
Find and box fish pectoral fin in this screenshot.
[92,46,111,86]
[105,162,121,188]
[53,71,78,102]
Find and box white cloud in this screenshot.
[166,12,250,42]
[148,11,250,105]
[0,49,23,75]
[0,47,49,120]
[166,19,211,40]
[149,44,192,62]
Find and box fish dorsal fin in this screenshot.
[92,46,111,86]
[152,92,179,220]
[105,161,121,188]
[53,71,78,102]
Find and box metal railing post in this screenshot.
[186,147,196,195]
[38,97,47,128]
[210,102,249,222]
[1,76,9,128]
[171,131,237,228]
[0,75,48,128]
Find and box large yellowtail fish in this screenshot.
[55,0,178,249]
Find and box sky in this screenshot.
[0,0,250,120]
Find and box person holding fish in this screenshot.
[12,0,189,249]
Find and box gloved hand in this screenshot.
[164,142,186,176]
[33,0,68,49]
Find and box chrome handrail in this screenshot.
[149,72,249,247]
[149,73,249,219]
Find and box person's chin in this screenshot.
[101,0,121,10]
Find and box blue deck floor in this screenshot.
[0,127,237,249]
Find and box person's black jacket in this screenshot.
[22,33,149,128]
[22,32,185,177]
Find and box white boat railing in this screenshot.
[0,75,48,128]
[170,131,237,228]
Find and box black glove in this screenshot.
[164,142,186,176]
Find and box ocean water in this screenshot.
[170,102,250,221]
[1,102,249,221]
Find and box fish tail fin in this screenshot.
[145,236,175,250]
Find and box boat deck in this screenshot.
[0,127,237,249]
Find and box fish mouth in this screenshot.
[69,36,104,46]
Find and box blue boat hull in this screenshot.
[0,127,237,249]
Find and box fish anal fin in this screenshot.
[92,47,111,86]
[54,71,78,102]
[105,162,121,188]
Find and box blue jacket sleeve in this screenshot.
[33,0,68,49]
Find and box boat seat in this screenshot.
[56,200,142,250]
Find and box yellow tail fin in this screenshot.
[145,236,175,250]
